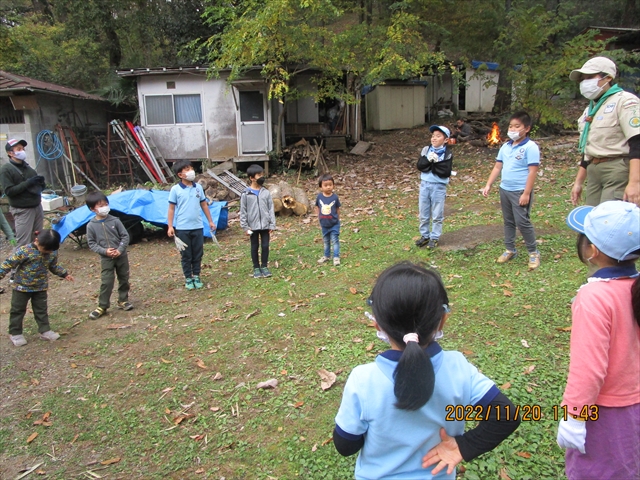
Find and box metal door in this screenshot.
[238,90,267,154]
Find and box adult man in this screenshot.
[451,118,473,142]
[569,56,640,207]
[0,139,45,248]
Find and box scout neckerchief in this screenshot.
[579,84,623,154]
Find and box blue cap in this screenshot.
[429,125,451,138]
[566,201,640,261]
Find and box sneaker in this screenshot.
[253,268,264,279]
[528,252,541,270]
[427,239,438,249]
[0,286,4,294]
[10,334,27,346]
[317,256,329,264]
[192,276,204,289]
[496,250,517,264]
[89,307,106,320]
[40,330,60,341]
[9,272,14,284]
[415,237,430,248]
[261,267,272,278]
[333,257,341,266]
[117,301,134,311]
[185,278,195,290]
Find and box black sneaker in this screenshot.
[415,237,430,248]
[261,267,272,278]
[253,268,264,278]
[427,238,439,249]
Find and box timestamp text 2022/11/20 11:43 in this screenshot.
[444,404,600,422]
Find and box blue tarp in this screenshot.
[471,60,499,71]
[52,189,227,243]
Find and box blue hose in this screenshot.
[36,130,65,163]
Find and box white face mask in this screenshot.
[580,78,608,100]
[184,170,196,181]
[507,130,521,141]
[12,150,27,161]
[97,206,110,216]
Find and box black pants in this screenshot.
[250,230,270,268]
[9,290,50,335]
[176,229,204,278]
[99,254,130,309]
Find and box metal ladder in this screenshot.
[206,169,246,196]
[136,126,177,181]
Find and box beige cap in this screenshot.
[569,56,617,81]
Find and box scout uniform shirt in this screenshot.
[578,90,640,160]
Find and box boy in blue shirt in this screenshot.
[167,160,216,290]
[416,126,454,249]
[482,111,541,270]
[315,173,341,266]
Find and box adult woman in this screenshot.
[569,56,640,207]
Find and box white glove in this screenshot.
[211,234,220,248]
[427,151,439,163]
[174,236,188,252]
[557,417,587,454]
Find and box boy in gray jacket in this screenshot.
[85,191,133,319]
[240,165,276,278]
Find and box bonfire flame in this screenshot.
[486,122,501,146]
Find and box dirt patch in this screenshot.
[438,225,563,251]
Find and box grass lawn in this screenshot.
[0,130,583,479]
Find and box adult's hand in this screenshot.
[570,184,583,206]
[623,182,640,206]
[422,428,463,475]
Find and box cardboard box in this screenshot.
[42,196,64,211]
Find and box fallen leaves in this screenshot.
[349,287,357,295]
[26,432,38,443]
[256,379,278,389]
[106,324,132,330]
[523,365,536,375]
[33,411,52,427]
[318,369,336,391]
[556,326,572,332]
[100,457,121,465]
[174,314,189,319]
[160,358,173,364]
[520,339,530,348]
[173,413,196,425]
[499,467,512,480]
[503,290,513,297]
[195,359,207,369]
[500,381,511,390]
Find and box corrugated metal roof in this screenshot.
[117,65,211,77]
[0,70,106,101]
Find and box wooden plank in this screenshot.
[324,136,347,152]
[349,141,371,155]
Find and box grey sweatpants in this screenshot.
[499,188,537,254]
[10,205,43,248]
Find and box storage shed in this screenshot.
[365,84,426,130]
[464,61,500,113]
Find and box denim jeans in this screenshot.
[322,224,340,258]
[419,181,447,240]
[175,228,204,278]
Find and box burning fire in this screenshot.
[486,122,501,146]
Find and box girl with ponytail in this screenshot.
[334,262,520,479]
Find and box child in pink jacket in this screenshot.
[559,201,640,479]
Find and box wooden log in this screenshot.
[280,206,294,216]
[273,198,283,213]
[279,181,294,199]
[267,183,282,200]
[292,201,307,216]
[292,187,310,211]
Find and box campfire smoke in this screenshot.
[486,122,501,146]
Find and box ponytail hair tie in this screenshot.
[403,333,419,344]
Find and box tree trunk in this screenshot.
[276,99,286,155]
[493,67,512,114]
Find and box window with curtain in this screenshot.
[145,94,203,125]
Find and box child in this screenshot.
[334,262,520,479]
[167,160,216,290]
[416,125,454,249]
[86,191,132,319]
[0,229,74,346]
[558,201,640,479]
[240,164,276,278]
[315,173,341,266]
[482,111,541,270]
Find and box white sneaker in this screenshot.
[10,334,27,346]
[317,256,328,264]
[333,257,341,266]
[39,330,60,341]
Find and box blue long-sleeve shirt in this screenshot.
[0,244,68,292]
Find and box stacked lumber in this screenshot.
[196,175,239,201]
[268,181,309,216]
[286,138,329,173]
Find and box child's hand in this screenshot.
[167,226,175,237]
[209,221,216,232]
[481,185,491,197]
[111,250,121,258]
[65,274,75,282]
[519,193,530,206]
[422,428,463,475]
